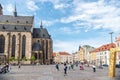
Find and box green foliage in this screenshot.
[30,55,35,61]
[16,56,22,61]
[9,57,15,61]
[23,56,27,61]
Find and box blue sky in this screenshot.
[1,0,120,53]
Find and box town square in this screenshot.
[0,64,120,80]
[0,0,120,80]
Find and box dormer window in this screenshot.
[17,21,19,23]
[6,20,9,22]
[43,34,45,37]
[24,27,27,30]
[36,34,39,37]
[26,21,28,23]
[2,25,5,29]
[37,40,40,42]
[14,26,17,30]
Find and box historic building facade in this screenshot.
[0,4,53,64]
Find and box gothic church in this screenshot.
[0,4,53,64]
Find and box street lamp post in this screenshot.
[109,32,113,47]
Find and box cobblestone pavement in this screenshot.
[0,65,120,80]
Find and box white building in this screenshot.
[94,43,116,66]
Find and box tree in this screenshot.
[9,57,15,61]
[22,56,27,61]
[30,55,35,64]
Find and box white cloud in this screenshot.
[54,36,110,53]
[38,0,70,10]
[26,0,39,11]
[60,0,120,32]
[6,4,14,13]
[54,40,79,53]
[42,20,54,27]
[39,20,58,27]
[54,4,64,9]
[59,27,80,34]
[54,3,70,10]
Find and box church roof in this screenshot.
[0,15,34,32]
[32,28,51,39]
[0,15,34,25]
[32,42,42,51]
[0,25,32,32]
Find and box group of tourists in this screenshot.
[55,62,97,76]
[0,62,22,74]
[0,63,11,74]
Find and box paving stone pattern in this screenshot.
[0,65,120,80]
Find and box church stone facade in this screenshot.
[0,4,53,64]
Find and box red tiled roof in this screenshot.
[59,52,70,55]
[90,43,116,53]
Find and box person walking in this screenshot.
[18,62,21,69]
[55,63,59,71]
[71,63,74,70]
[8,63,11,72]
[80,63,84,70]
[68,63,71,70]
[64,63,68,76]
[92,64,96,72]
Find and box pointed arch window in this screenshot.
[12,35,16,57]
[46,40,48,59]
[42,40,44,49]
[22,35,26,58]
[0,35,5,53]
[42,40,44,58]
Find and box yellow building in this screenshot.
[90,49,97,64]
[78,46,85,62]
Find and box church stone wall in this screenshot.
[0,31,32,64]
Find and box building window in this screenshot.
[6,20,9,22]
[24,27,27,30]
[117,43,119,47]
[0,35,5,53]
[37,40,40,42]
[43,34,45,37]
[14,26,17,30]
[36,34,39,37]
[26,21,28,23]
[11,35,16,57]
[42,40,44,58]
[22,35,26,58]
[46,40,48,59]
[2,25,5,29]
[17,21,19,23]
